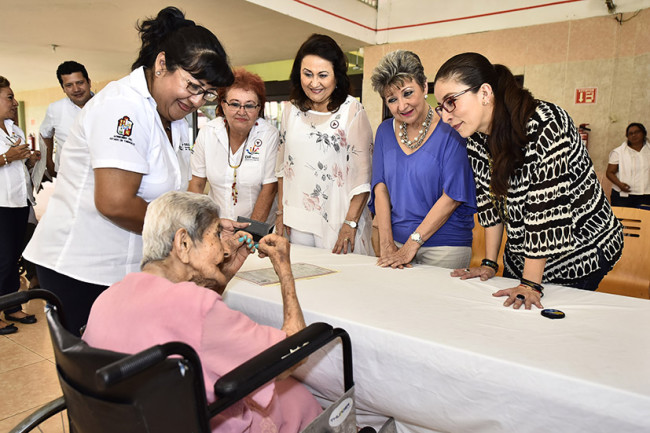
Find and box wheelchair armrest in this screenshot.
[211,322,352,414]
[9,396,66,433]
[0,289,63,312]
[96,342,201,390]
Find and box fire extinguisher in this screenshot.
[578,123,590,148]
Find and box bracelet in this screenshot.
[480,258,499,272]
[519,278,544,297]
[1,153,7,165]
[275,210,283,216]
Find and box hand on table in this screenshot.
[451,266,496,281]
[493,285,543,310]
[376,241,417,269]
[332,223,356,254]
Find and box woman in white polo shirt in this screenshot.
[23,7,234,335]
[0,76,40,334]
[189,68,278,226]
[606,122,650,208]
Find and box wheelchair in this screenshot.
[1,289,394,433]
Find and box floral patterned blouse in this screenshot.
[276,95,374,255]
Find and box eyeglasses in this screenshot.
[434,85,481,116]
[223,100,261,112]
[185,79,218,102]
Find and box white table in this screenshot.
[223,245,650,433]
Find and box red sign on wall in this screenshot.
[575,88,597,104]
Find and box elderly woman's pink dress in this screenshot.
[83,272,322,433]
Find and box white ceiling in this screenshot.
[2,0,369,92]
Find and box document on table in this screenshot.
[236,263,336,285]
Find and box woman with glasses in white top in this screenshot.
[0,76,41,334]
[24,7,235,336]
[189,68,278,226]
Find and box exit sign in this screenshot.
[575,88,597,104]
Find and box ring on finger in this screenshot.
[516,294,526,301]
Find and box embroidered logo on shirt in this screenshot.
[244,139,262,161]
[110,116,135,145]
[116,116,133,137]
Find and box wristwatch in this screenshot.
[344,220,358,229]
[410,231,424,245]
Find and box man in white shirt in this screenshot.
[40,61,93,177]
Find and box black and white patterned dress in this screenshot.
[467,100,623,286]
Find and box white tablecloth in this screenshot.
[223,245,650,433]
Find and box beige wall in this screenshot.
[362,9,650,173]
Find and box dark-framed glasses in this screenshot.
[223,100,261,112]
[434,85,481,116]
[185,79,218,102]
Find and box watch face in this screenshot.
[410,232,422,243]
[346,220,357,228]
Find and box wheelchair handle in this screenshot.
[96,342,200,390]
[0,289,66,327]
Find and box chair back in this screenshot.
[597,207,650,299]
[45,305,212,433]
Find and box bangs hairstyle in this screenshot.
[289,33,350,113]
[371,50,427,99]
[141,191,220,268]
[132,6,234,88]
[217,68,267,118]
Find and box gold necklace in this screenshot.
[398,107,434,149]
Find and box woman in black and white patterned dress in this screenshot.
[432,52,623,309]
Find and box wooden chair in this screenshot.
[597,207,650,299]
[470,214,506,276]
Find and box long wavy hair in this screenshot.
[434,53,538,197]
[289,34,350,113]
[132,6,233,88]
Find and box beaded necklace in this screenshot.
[227,128,249,205]
[398,107,434,150]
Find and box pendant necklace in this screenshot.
[399,106,434,149]
[228,134,248,205]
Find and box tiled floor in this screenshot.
[0,280,69,433]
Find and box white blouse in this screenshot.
[191,117,278,225]
[276,96,374,255]
[0,119,34,208]
[608,140,650,195]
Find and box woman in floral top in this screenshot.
[275,34,374,255]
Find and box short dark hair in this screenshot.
[289,34,350,113]
[0,76,10,89]
[56,61,89,86]
[132,6,234,89]
[626,122,647,143]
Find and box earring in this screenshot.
[482,100,488,106]
[156,71,161,76]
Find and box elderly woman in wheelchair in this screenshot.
[82,190,322,432]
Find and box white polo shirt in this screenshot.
[191,116,278,225]
[39,96,84,171]
[24,67,191,285]
[608,140,650,195]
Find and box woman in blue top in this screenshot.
[369,50,476,269]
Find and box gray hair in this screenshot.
[141,191,220,268]
[370,50,427,98]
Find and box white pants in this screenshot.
[395,242,471,269]
[289,228,326,249]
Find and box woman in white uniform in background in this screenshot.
[24,7,235,335]
[0,76,40,334]
[189,68,278,225]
